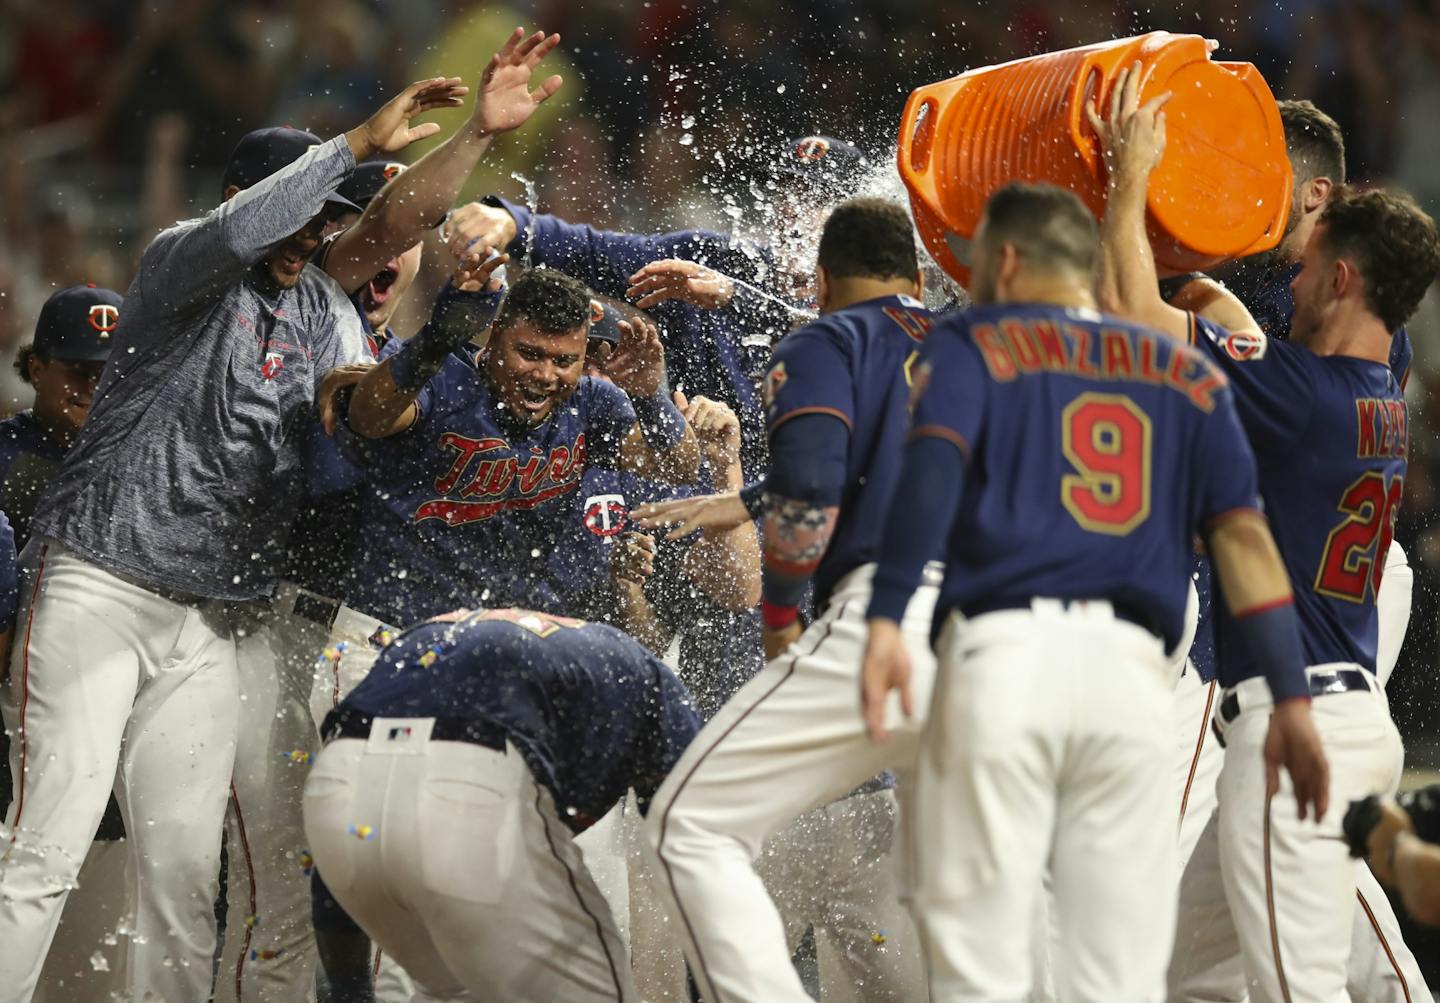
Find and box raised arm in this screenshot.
[1086,64,1262,341]
[674,395,762,612]
[324,28,564,294]
[607,315,701,484]
[347,254,507,438]
[135,77,469,316]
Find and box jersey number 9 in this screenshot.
[1315,471,1403,604]
[1060,393,1152,536]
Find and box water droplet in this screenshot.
[680,115,696,129]
[679,133,694,147]
[90,952,110,972]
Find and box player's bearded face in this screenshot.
[1289,227,1336,346]
[485,321,587,425]
[262,213,329,290]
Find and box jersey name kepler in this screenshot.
[1355,398,1408,459]
[414,431,588,527]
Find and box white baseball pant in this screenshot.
[0,541,238,1003]
[1215,670,1404,1003]
[33,839,128,1002]
[644,563,938,1003]
[302,725,636,1002]
[1168,541,1430,1003]
[218,582,335,1003]
[914,601,1176,1003]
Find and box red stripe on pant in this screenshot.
[231,783,260,999]
[3,543,48,856]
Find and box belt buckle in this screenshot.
[1310,673,1347,698]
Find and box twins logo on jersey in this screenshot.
[1218,330,1268,362]
[414,431,587,527]
[584,493,628,538]
[261,352,285,381]
[762,361,788,410]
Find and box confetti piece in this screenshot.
[369,626,397,648]
[418,648,439,668]
[299,850,314,876]
[871,931,888,945]
[348,824,376,841]
[280,749,311,765]
[244,915,259,928]
[250,948,283,961]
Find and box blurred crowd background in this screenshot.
[2,0,1439,753]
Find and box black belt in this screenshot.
[962,597,1162,639]
[1218,668,1372,725]
[291,590,342,629]
[325,709,509,752]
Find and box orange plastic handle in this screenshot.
[897,81,953,221]
[1067,49,1115,174]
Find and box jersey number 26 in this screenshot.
[1315,471,1403,604]
[1060,393,1152,536]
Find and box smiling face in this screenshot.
[261,211,330,289]
[484,319,588,425]
[359,242,423,333]
[29,354,105,441]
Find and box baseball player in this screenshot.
[302,607,701,1002]
[859,178,1327,1001]
[640,198,938,1002]
[1093,67,1440,1002]
[212,35,568,1002]
[0,70,483,1001]
[1160,96,1432,1003]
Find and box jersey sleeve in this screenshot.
[908,325,988,455]
[1191,383,1263,533]
[1189,314,1318,457]
[762,325,854,433]
[583,378,639,470]
[412,352,481,424]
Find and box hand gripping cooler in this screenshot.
[898,31,1293,285]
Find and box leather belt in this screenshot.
[324,709,509,752]
[963,597,1162,640]
[1218,668,1372,725]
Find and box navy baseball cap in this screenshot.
[33,285,122,362]
[222,127,362,212]
[588,299,625,346]
[778,135,867,187]
[339,160,407,212]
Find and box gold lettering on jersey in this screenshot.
[969,317,1224,413]
[972,323,1018,381]
[1356,398,1408,459]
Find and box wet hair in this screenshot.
[493,268,592,336]
[979,182,1099,279]
[1278,100,1346,185]
[816,198,919,282]
[14,344,38,386]
[1317,186,1440,332]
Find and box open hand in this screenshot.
[1083,61,1172,185]
[602,314,666,398]
[1264,699,1331,822]
[452,248,509,292]
[352,78,470,159]
[471,28,565,135]
[675,391,741,471]
[627,259,736,310]
[631,491,750,540]
[444,201,521,262]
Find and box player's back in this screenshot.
[763,294,937,605]
[1191,317,1406,677]
[923,303,1251,652]
[329,608,700,828]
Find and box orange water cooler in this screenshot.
[898,32,1293,285]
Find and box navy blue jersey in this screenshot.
[763,294,937,607]
[1232,261,1413,389]
[327,609,701,831]
[0,412,66,549]
[1191,316,1405,678]
[498,197,795,481]
[342,352,636,625]
[912,305,1259,651]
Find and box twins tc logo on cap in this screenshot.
[584,493,628,538]
[762,360,788,410]
[87,304,119,337]
[382,162,405,181]
[794,136,831,162]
